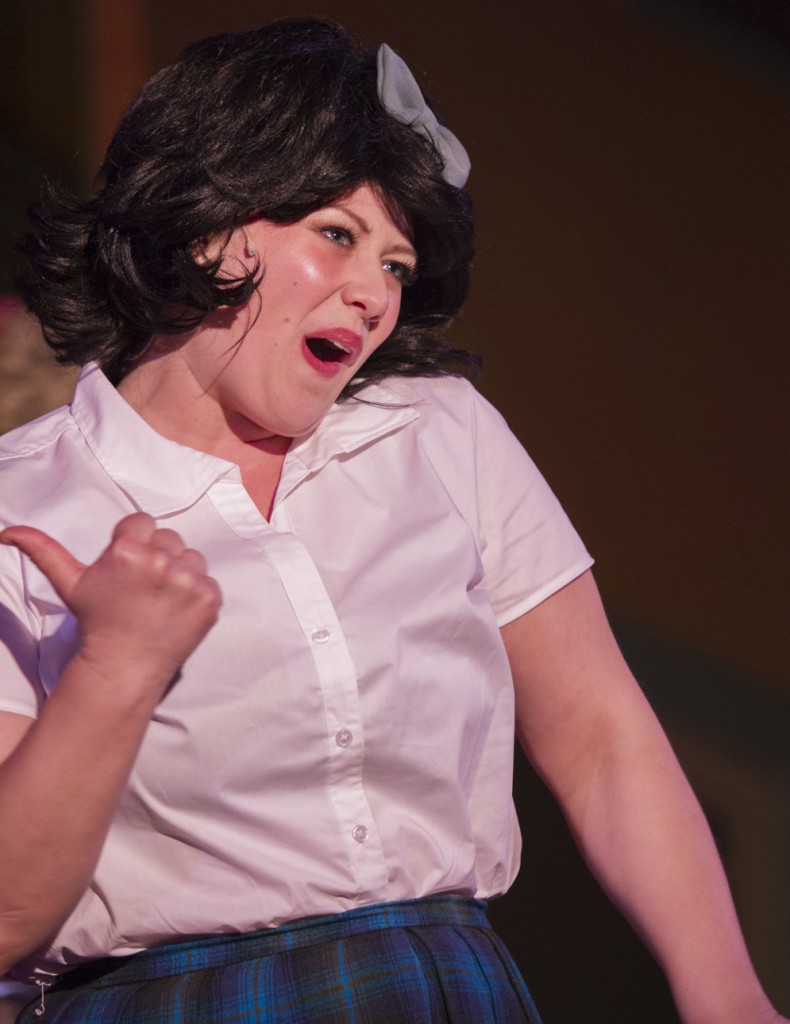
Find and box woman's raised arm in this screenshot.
[501,569,786,1024]
[0,513,221,973]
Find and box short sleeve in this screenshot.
[469,388,594,625]
[0,543,44,718]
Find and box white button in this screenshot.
[351,825,369,843]
[336,729,353,748]
[311,628,330,644]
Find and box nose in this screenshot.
[341,257,392,326]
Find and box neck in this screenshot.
[117,349,290,519]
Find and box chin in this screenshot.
[270,409,334,441]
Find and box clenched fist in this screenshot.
[1,512,222,696]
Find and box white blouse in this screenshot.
[0,364,592,981]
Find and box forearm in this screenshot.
[563,714,778,1024]
[0,652,165,973]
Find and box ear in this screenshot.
[192,239,211,265]
[192,229,234,266]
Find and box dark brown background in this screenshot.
[1,2,788,1020]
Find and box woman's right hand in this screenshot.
[0,512,221,696]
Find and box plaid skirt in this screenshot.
[17,896,543,1023]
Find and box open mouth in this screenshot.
[305,336,354,364]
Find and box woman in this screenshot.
[0,17,784,1024]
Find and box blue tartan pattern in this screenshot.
[17,896,543,1023]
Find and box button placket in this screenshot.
[261,528,388,897]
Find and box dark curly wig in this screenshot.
[16,18,478,393]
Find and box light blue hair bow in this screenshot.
[376,43,471,189]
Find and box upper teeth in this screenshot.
[324,338,352,354]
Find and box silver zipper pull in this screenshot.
[33,978,47,1017]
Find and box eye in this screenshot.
[383,259,418,287]
[320,225,355,246]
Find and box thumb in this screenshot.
[0,526,86,605]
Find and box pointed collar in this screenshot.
[70,364,235,516]
[70,365,422,515]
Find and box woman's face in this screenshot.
[136,184,417,450]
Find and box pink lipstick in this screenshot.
[302,328,362,378]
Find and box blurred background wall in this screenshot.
[1,1,788,1020]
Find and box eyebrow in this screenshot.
[332,205,418,261]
